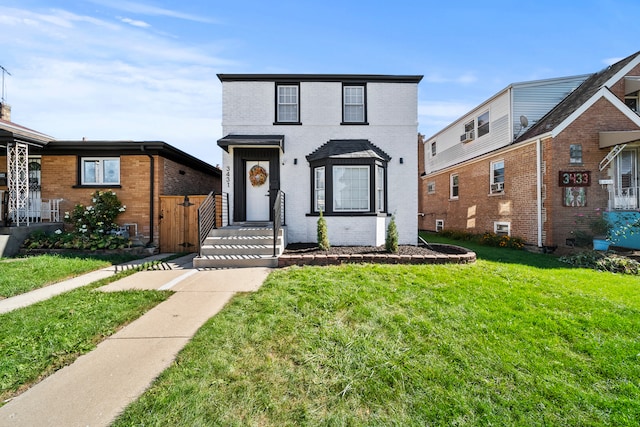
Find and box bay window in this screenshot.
[308,139,389,215]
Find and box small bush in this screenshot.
[22,190,129,251]
[385,216,399,253]
[560,251,640,275]
[317,210,330,251]
[435,229,524,249]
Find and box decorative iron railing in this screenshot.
[273,190,285,256]
[610,186,639,210]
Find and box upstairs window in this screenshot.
[570,144,583,164]
[342,84,367,124]
[477,111,490,137]
[431,141,437,157]
[82,157,120,185]
[461,120,475,142]
[276,84,299,123]
[490,160,504,194]
[450,173,459,199]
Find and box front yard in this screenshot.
[113,241,640,426]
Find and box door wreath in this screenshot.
[249,164,268,187]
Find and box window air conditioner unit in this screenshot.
[491,182,504,192]
[460,131,475,143]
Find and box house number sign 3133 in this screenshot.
[559,171,590,187]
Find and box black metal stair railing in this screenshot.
[197,191,216,254]
[273,190,285,256]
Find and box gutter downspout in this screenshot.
[536,138,543,248]
[141,145,155,246]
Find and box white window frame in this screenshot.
[333,165,370,212]
[427,181,435,194]
[614,149,638,209]
[477,111,490,137]
[436,219,444,232]
[81,157,120,185]
[569,144,583,164]
[431,141,437,157]
[375,165,385,212]
[314,166,325,212]
[343,85,365,123]
[276,84,299,123]
[494,222,510,236]
[490,160,505,194]
[450,173,459,199]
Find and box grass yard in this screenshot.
[0,253,142,298]
[0,270,172,403]
[114,244,640,426]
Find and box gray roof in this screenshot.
[306,139,391,162]
[517,51,640,142]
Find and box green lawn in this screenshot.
[114,244,640,426]
[0,269,171,403]
[0,253,142,298]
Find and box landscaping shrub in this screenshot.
[317,210,330,250]
[22,190,129,251]
[436,229,525,249]
[560,251,640,275]
[385,215,398,253]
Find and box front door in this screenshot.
[245,160,270,221]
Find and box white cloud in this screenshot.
[88,0,218,24]
[120,17,151,28]
[0,4,232,167]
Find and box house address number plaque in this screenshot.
[559,171,590,187]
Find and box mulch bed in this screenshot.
[279,243,476,267]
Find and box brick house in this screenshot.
[195,74,422,268]
[0,110,221,255]
[420,51,640,250]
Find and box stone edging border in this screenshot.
[278,246,476,267]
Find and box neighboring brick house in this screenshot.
[216,74,423,247]
[420,51,640,250]
[1,110,221,254]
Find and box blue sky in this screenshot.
[1,0,639,167]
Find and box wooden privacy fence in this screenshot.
[159,194,223,253]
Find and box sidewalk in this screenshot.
[0,255,272,427]
[0,253,175,314]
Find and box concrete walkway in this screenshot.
[0,255,272,427]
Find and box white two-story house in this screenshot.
[196,74,423,267]
[420,51,640,250]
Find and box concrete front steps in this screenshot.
[193,224,285,268]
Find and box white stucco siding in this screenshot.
[220,77,420,246]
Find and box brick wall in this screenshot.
[421,141,540,244]
[36,153,220,245]
[40,154,155,241]
[161,157,221,195]
[545,98,638,246]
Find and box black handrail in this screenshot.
[273,190,285,256]
[197,191,216,253]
